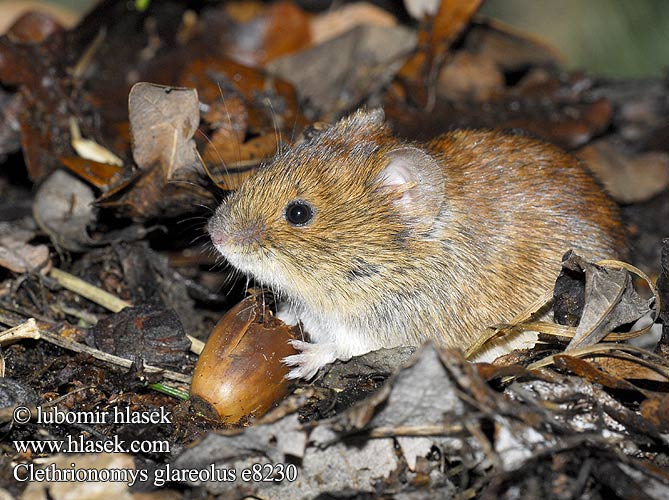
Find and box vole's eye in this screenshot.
[284,200,314,226]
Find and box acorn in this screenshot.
[189,293,299,424]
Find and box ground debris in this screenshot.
[0,0,667,498]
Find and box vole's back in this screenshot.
[426,130,624,350]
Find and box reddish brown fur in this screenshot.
[208,109,625,376]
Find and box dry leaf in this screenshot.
[553,354,644,393]
[32,169,96,251]
[59,155,124,190]
[269,25,416,115]
[311,2,397,45]
[0,223,50,274]
[578,140,669,203]
[128,82,201,179]
[592,355,669,383]
[558,252,651,350]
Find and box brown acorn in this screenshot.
[189,293,299,424]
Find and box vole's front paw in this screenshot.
[283,340,337,380]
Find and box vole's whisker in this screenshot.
[217,84,244,167]
[265,97,283,156]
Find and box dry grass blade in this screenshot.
[49,267,131,313]
[0,319,191,384]
[465,290,553,359]
[467,259,659,359]
[526,344,669,382]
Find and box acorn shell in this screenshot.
[190,294,298,424]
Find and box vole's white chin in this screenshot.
[215,244,291,297]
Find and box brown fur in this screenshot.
[208,109,625,376]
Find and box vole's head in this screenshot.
[208,109,444,307]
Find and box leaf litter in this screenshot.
[0,0,667,499]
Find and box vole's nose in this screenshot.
[210,230,227,247]
[209,222,264,248]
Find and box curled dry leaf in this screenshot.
[94,83,214,219]
[190,294,298,425]
[128,82,200,179]
[561,252,652,350]
[32,169,96,252]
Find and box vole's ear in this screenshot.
[374,147,444,228]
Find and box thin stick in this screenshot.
[48,267,204,354]
[49,268,131,313]
[0,319,191,384]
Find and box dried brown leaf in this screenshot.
[59,155,124,190]
[128,83,201,179]
[578,140,669,204]
[591,355,669,383]
[553,354,643,393]
[269,24,416,115]
[563,253,651,350]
